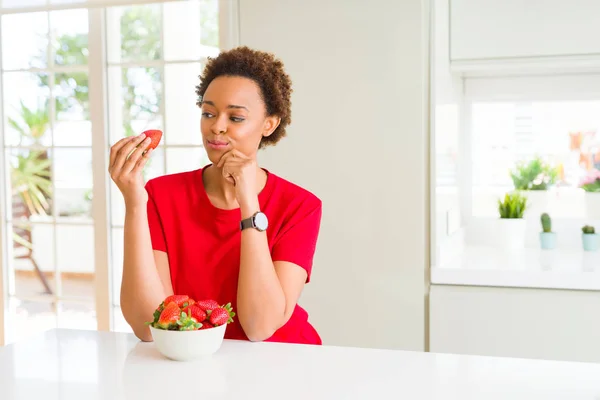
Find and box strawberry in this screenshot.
[142,129,163,150]
[163,294,190,308]
[176,313,202,331]
[156,302,183,329]
[181,298,196,313]
[187,304,207,322]
[209,303,235,326]
[200,321,214,330]
[196,299,220,312]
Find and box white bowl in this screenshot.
[149,323,227,361]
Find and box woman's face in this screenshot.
[200,75,279,163]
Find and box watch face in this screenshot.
[254,212,269,231]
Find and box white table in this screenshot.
[1,329,599,399]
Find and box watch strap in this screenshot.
[240,216,256,230]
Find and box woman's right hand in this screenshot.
[109,133,153,207]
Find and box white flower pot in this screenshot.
[495,218,527,250]
[584,192,600,219]
[523,190,549,218]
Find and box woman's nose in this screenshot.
[211,116,227,135]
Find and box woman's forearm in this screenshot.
[120,205,167,341]
[237,203,286,341]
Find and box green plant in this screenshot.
[540,213,552,233]
[498,192,528,219]
[510,157,559,191]
[582,225,595,234]
[11,150,53,216]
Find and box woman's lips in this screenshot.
[207,140,229,150]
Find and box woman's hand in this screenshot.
[109,134,153,207]
[217,149,259,209]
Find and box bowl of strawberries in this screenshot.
[146,294,235,361]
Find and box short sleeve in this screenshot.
[145,180,167,253]
[271,200,322,282]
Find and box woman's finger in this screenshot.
[112,134,147,173]
[122,137,151,173]
[132,148,153,175]
[109,135,138,171]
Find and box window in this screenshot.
[433,74,600,268]
[0,0,228,345]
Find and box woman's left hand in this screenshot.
[217,149,258,208]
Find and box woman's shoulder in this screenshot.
[269,171,321,210]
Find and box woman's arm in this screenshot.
[237,202,308,341]
[120,207,173,342]
[108,134,173,342]
[219,149,320,341]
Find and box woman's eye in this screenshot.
[230,117,245,122]
[202,112,214,118]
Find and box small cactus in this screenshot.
[582,225,595,235]
[540,213,552,233]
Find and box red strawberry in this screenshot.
[200,321,214,330]
[187,304,207,322]
[196,299,219,312]
[156,302,183,329]
[209,303,235,326]
[142,129,163,150]
[163,294,190,308]
[181,298,196,313]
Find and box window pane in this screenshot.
[57,302,96,330]
[106,4,162,64]
[471,101,600,218]
[5,298,56,345]
[54,71,90,123]
[165,63,202,145]
[1,12,48,70]
[3,72,51,147]
[166,147,209,174]
[8,148,54,220]
[113,306,132,333]
[11,221,56,297]
[56,224,95,300]
[163,0,220,61]
[50,9,89,66]
[54,148,93,219]
[107,66,162,143]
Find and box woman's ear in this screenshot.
[262,116,281,138]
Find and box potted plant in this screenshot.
[509,157,558,217]
[539,213,556,250]
[579,169,600,219]
[581,225,600,251]
[496,192,528,250]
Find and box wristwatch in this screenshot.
[240,211,269,232]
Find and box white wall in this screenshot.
[238,0,429,350]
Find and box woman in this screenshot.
[109,46,322,345]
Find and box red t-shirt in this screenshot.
[144,166,322,345]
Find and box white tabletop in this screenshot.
[432,245,600,291]
[1,329,600,399]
